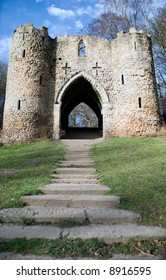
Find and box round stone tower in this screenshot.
[3,23,54,142]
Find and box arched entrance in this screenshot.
[55,72,110,139]
[60,76,102,139]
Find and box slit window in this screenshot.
[39,75,42,85]
[22,49,26,58]
[121,74,124,85]
[78,40,86,57]
[134,42,137,50]
[138,97,142,108]
[18,100,21,110]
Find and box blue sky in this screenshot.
[0,0,164,61]
[0,0,107,61]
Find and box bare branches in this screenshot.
[84,0,153,39]
[0,60,8,100]
[150,6,166,94]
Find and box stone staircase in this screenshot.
[0,139,166,244]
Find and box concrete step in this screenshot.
[51,174,96,179]
[55,168,96,174]
[21,195,120,208]
[39,184,109,195]
[64,157,91,161]
[0,207,141,224]
[51,178,98,184]
[60,161,93,167]
[65,151,90,154]
[0,223,166,244]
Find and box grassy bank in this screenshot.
[91,137,166,226]
[0,238,165,259]
[0,140,64,209]
[0,137,165,258]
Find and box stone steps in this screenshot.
[0,223,165,244]
[55,167,96,174]
[60,161,93,167]
[64,157,91,161]
[21,194,120,208]
[0,207,141,225]
[51,174,96,179]
[1,138,166,249]
[51,178,99,184]
[39,183,109,195]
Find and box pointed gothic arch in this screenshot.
[57,72,110,138]
[56,71,109,105]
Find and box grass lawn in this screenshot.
[0,137,166,258]
[91,137,166,227]
[0,140,64,209]
[0,238,165,259]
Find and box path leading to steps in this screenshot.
[0,139,166,256]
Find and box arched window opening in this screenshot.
[68,103,98,128]
[78,40,86,57]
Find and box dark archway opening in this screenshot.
[60,77,103,139]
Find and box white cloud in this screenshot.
[47,5,75,20]
[0,37,12,60]
[94,0,106,17]
[35,0,44,3]
[49,24,72,38]
[76,6,93,16]
[75,20,84,29]
[43,20,52,27]
[75,1,105,18]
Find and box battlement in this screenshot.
[13,23,50,41]
[116,27,150,42]
[11,23,151,51]
[117,27,148,38]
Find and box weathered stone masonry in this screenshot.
[3,23,161,142]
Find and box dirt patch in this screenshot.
[0,169,17,177]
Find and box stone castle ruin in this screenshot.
[3,23,161,142]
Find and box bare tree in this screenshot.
[150,6,166,87]
[84,11,127,39]
[149,5,166,121]
[83,0,153,39]
[0,60,7,99]
[0,60,8,127]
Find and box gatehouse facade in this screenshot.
[3,23,161,142]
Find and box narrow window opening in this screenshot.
[39,75,42,85]
[134,42,137,50]
[22,49,26,58]
[138,97,142,108]
[42,37,45,45]
[18,100,21,110]
[78,39,86,57]
[121,74,124,85]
